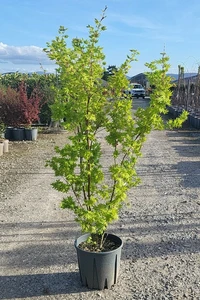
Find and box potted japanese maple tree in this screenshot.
[19,81,41,141]
[0,85,24,141]
[44,8,188,290]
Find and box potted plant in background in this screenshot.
[44,8,188,290]
[0,83,41,141]
[0,86,24,141]
[19,81,42,141]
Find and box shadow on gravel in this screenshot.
[164,130,200,188]
[0,272,89,299]
[114,211,200,259]
[120,211,200,223]
[0,220,78,231]
[0,221,80,269]
[166,131,200,157]
[122,236,200,260]
[173,145,200,157]
[166,130,200,138]
[1,243,76,269]
[166,130,200,145]
[177,161,200,188]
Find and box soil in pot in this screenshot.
[78,233,121,252]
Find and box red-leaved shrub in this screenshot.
[0,82,42,127]
[19,82,42,126]
[0,86,24,127]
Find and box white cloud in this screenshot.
[0,42,53,65]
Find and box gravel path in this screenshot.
[0,117,200,299]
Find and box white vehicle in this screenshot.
[130,83,145,98]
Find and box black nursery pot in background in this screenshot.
[74,233,123,290]
[5,127,13,140]
[24,128,38,141]
[12,128,25,141]
[5,127,38,141]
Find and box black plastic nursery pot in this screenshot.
[74,233,123,290]
[5,127,13,140]
[12,128,25,141]
[24,128,38,141]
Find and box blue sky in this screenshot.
[1,0,200,76]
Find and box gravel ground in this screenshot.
[0,106,200,299]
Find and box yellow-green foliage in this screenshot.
[45,8,188,245]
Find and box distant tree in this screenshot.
[102,65,118,81]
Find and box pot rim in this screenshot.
[74,232,123,254]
